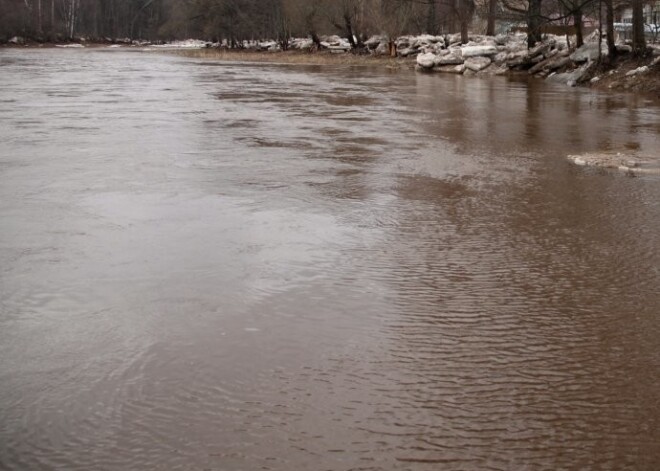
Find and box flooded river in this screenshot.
[1,48,659,470]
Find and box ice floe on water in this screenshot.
[568,152,660,175]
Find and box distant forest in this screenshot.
[0,0,651,54]
[2,0,496,43]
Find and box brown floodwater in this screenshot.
[1,48,659,470]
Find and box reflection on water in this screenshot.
[1,49,659,470]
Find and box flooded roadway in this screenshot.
[1,48,659,470]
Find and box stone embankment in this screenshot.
[409,32,659,88]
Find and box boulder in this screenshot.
[478,63,508,75]
[461,45,498,57]
[375,43,389,56]
[417,52,437,69]
[464,56,491,72]
[493,51,508,65]
[494,34,509,46]
[364,35,385,49]
[437,53,464,65]
[528,55,570,74]
[625,65,650,76]
[546,64,590,85]
[570,43,607,63]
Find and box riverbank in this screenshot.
[180,44,660,99]
[3,34,659,97]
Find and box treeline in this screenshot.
[0,0,650,54]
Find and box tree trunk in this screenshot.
[389,39,397,57]
[631,0,646,56]
[37,0,42,34]
[344,13,356,49]
[461,19,469,43]
[605,0,616,58]
[487,0,497,36]
[427,0,438,35]
[310,31,321,49]
[574,10,583,48]
[527,0,542,47]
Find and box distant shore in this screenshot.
[3,37,659,98]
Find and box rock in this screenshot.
[464,56,492,72]
[616,44,632,54]
[429,42,445,54]
[478,63,508,76]
[493,51,508,65]
[528,43,550,59]
[375,43,389,56]
[506,50,529,67]
[494,34,509,46]
[590,76,601,83]
[570,43,607,63]
[461,45,498,58]
[8,36,24,44]
[544,48,559,60]
[530,54,570,74]
[435,65,465,73]
[546,64,590,85]
[625,65,650,76]
[416,52,437,69]
[437,53,464,65]
[447,33,462,45]
[364,35,384,49]
[530,54,545,64]
[398,47,414,57]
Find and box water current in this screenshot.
[1,48,659,470]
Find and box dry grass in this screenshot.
[171,48,415,69]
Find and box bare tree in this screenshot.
[631,0,646,55]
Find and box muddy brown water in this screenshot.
[1,48,659,470]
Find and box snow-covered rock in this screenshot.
[8,36,24,44]
[435,65,463,73]
[417,52,437,69]
[375,43,389,56]
[437,53,464,65]
[570,43,607,62]
[493,51,508,65]
[506,50,530,67]
[625,65,650,76]
[290,38,313,50]
[365,35,385,49]
[528,55,570,74]
[464,56,491,71]
[461,45,498,57]
[546,64,590,86]
[152,39,209,49]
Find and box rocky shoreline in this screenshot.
[410,32,659,96]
